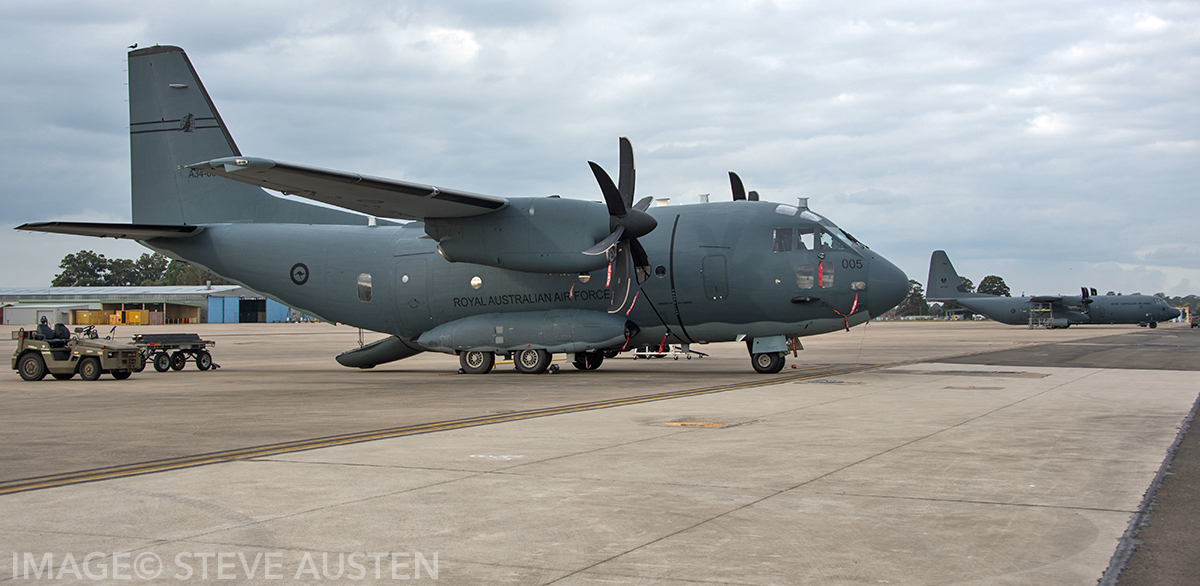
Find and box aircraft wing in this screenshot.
[16,222,202,240]
[187,157,507,220]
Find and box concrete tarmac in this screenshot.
[0,321,1195,584]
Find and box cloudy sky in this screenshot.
[2,1,1197,297]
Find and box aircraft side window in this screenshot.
[819,261,834,288]
[797,227,814,250]
[796,265,814,289]
[357,273,372,302]
[773,228,792,252]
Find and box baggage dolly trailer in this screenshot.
[131,333,217,372]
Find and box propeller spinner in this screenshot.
[583,137,657,313]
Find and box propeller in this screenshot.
[583,137,658,313]
[728,172,759,201]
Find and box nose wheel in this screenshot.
[751,352,786,374]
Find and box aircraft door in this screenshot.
[394,255,433,333]
[702,255,728,300]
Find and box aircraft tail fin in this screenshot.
[926,250,987,301]
[128,46,363,226]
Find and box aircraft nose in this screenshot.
[866,256,908,317]
[1168,307,1182,321]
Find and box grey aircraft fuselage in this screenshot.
[926,250,1180,328]
[151,199,904,348]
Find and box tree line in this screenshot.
[51,250,230,287]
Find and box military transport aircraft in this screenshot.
[17,45,908,374]
[927,250,1180,328]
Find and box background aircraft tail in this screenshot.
[926,250,988,300]
[128,46,363,226]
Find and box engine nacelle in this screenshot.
[416,309,636,354]
[425,197,614,274]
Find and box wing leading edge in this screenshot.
[186,157,508,220]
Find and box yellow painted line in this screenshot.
[0,362,897,496]
[664,422,722,427]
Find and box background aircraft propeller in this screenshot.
[583,137,657,313]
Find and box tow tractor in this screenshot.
[130,333,218,372]
[12,324,140,381]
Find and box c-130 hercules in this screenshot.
[18,46,909,374]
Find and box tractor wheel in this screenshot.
[111,370,132,380]
[52,373,75,381]
[18,353,48,381]
[79,357,102,381]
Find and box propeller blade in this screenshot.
[582,225,625,256]
[589,161,626,217]
[748,190,759,202]
[729,172,746,201]
[608,243,633,314]
[618,137,635,208]
[630,238,651,284]
[633,196,653,212]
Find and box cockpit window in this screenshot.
[797,227,815,250]
[820,230,848,251]
[773,228,792,252]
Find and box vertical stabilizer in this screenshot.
[128,46,363,225]
[926,250,986,300]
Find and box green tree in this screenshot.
[978,275,1011,297]
[51,250,112,286]
[153,260,231,286]
[52,250,219,287]
[895,280,930,316]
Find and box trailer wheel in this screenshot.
[111,371,132,380]
[79,357,102,381]
[195,351,213,371]
[153,353,171,372]
[18,353,47,381]
[170,352,187,371]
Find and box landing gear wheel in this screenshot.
[195,350,213,371]
[153,353,171,372]
[52,373,75,381]
[111,371,132,380]
[1149,322,1157,329]
[18,353,47,381]
[459,350,495,374]
[514,349,551,374]
[751,352,785,374]
[170,351,187,371]
[79,357,102,381]
[572,352,604,371]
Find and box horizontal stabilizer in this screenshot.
[187,157,508,220]
[16,222,202,240]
